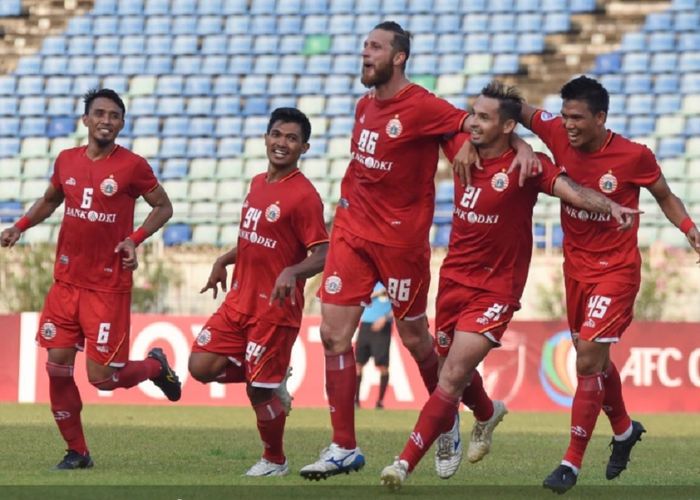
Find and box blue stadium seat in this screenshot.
[129,97,156,117]
[253,55,280,74]
[620,32,645,53]
[670,0,696,10]
[211,76,238,95]
[436,180,453,203]
[15,56,42,75]
[436,34,462,54]
[225,15,250,34]
[278,0,302,14]
[541,0,568,11]
[593,53,621,74]
[240,75,268,96]
[189,118,215,137]
[253,35,278,54]
[213,96,241,116]
[251,0,275,12]
[607,94,626,115]
[66,17,92,36]
[157,97,185,116]
[119,16,144,35]
[122,56,147,75]
[681,73,700,93]
[408,0,433,12]
[653,74,679,94]
[268,75,294,95]
[279,35,305,55]
[463,0,487,12]
[0,201,22,223]
[409,14,435,33]
[92,0,118,14]
[651,53,678,73]
[438,55,464,74]
[47,97,74,116]
[172,16,197,34]
[242,97,268,116]
[0,76,15,95]
[329,0,353,12]
[17,76,43,96]
[160,137,188,158]
[277,55,303,74]
[145,35,171,55]
[571,0,597,12]
[157,75,183,95]
[601,75,624,95]
[172,35,198,55]
[466,75,492,95]
[626,95,654,116]
[385,0,408,13]
[251,15,276,35]
[72,76,99,95]
[623,74,652,94]
[188,138,216,157]
[223,0,248,13]
[172,0,196,14]
[332,55,357,74]
[328,116,353,136]
[657,137,685,159]
[655,94,681,114]
[0,97,18,116]
[215,117,242,137]
[42,57,68,75]
[20,118,46,137]
[145,0,169,14]
[163,223,192,246]
[303,15,328,34]
[304,0,330,14]
[432,223,451,247]
[674,12,700,32]
[649,33,675,52]
[356,14,381,33]
[133,117,160,136]
[489,0,514,12]
[306,55,332,75]
[621,53,649,73]
[102,75,128,94]
[118,0,144,14]
[0,138,20,157]
[518,33,545,53]
[680,52,700,72]
[218,137,243,156]
[492,33,517,53]
[543,13,570,33]
[278,15,302,35]
[202,35,227,54]
[19,97,46,116]
[186,97,214,115]
[436,14,460,33]
[198,16,223,35]
[67,36,93,55]
[412,34,436,54]
[326,96,353,116]
[324,75,351,95]
[94,56,120,76]
[200,55,227,75]
[515,0,539,11]
[686,116,700,136]
[628,116,655,136]
[516,13,542,32]
[492,54,519,74]
[462,34,489,54]
[162,117,188,137]
[48,117,75,138]
[228,35,253,55]
[145,16,170,34]
[45,76,72,96]
[489,14,515,33]
[606,115,627,136]
[644,12,673,31]
[297,75,324,94]
[679,33,700,51]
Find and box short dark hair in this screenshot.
[560,75,609,115]
[481,80,523,123]
[374,21,411,67]
[267,107,311,143]
[83,88,126,117]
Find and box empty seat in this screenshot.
[163,223,192,246]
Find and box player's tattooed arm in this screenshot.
[647,174,700,259]
[1,183,64,248]
[200,247,237,299]
[553,175,641,230]
[518,101,539,130]
[270,242,328,306]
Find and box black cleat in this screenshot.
[53,450,94,470]
[606,420,646,480]
[148,347,182,402]
[543,464,577,494]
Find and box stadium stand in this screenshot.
[0,0,695,250]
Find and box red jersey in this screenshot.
[227,169,328,327]
[531,110,662,283]
[50,145,158,293]
[332,84,468,248]
[441,137,561,304]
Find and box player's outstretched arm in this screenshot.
[647,174,700,260]
[200,247,236,299]
[552,175,641,230]
[519,101,539,130]
[0,183,64,248]
[270,242,329,306]
[507,133,543,187]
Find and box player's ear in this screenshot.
[301,142,310,155]
[503,118,517,134]
[595,110,607,127]
[81,114,89,127]
[393,51,407,68]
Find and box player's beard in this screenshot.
[361,60,394,88]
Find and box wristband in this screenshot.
[679,217,695,235]
[14,216,31,232]
[128,227,148,246]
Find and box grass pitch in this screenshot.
[0,404,698,499]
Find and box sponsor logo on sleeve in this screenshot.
[540,111,557,121]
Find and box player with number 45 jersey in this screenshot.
[0,89,180,471]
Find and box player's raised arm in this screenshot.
[552,175,641,230]
[270,242,328,306]
[646,174,700,259]
[200,247,237,299]
[518,100,539,130]
[0,183,64,248]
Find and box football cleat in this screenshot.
[274,366,294,416]
[148,347,182,402]
[53,450,94,470]
[435,412,462,479]
[299,443,365,480]
[543,464,577,494]
[245,458,289,477]
[380,457,409,491]
[606,420,646,480]
[467,400,508,463]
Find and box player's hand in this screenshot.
[507,146,542,187]
[200,259,228,299]
[452,139,481,187]
[686,226,700,263]
[114,238,138,270]
[610,204,642,231]
[270,267,297,306]
[371,316,387,332]
[0,226,21,248]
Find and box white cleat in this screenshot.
[299,443,366,481]
[435,411,462,479]
[274,366,293,416]
[467,400,508,463]
[380,457,409,491]
[245,458,290,477]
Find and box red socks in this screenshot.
[399,386,459,471]
[564,372,604,469]
[46,362,88,455]
[416,348,439,394]
[216,363,246,383]
[326,349,357,449]
[461,370,494,422]
[601,362,632,435]
[253,395,287,464]
[91,358,162,390]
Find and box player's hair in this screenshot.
[374,21,411,69]
[481,80,523,123]
[83,88,126,117]
[560,75,609,115]
[267,107,312,143]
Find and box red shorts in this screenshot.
[565,275,639,343]
[37,281,131,367]
[319,226,431,320]
[191,301,299,388]
[435,278,517,356]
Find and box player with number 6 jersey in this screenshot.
[0,89,180,471]
[188,108,329,477]
[380,81,639,490]
[520,76,700,493]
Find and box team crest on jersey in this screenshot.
[324,275,343,295]
[196,328,212,346]
[41,321,57,341]
[385,116,403,138]
[100,177,118,196]
[491,172,509,192]
[598,172,618,194]
[540,111,557,121]
[437,331,451,348]
[265,203,281,223]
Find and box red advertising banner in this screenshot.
[1,314,698,412]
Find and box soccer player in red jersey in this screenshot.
[0,89,179,470]
[379,81,640,490]
[188,108,329,477]
[518,76,700,493]
[299,22,541,481]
